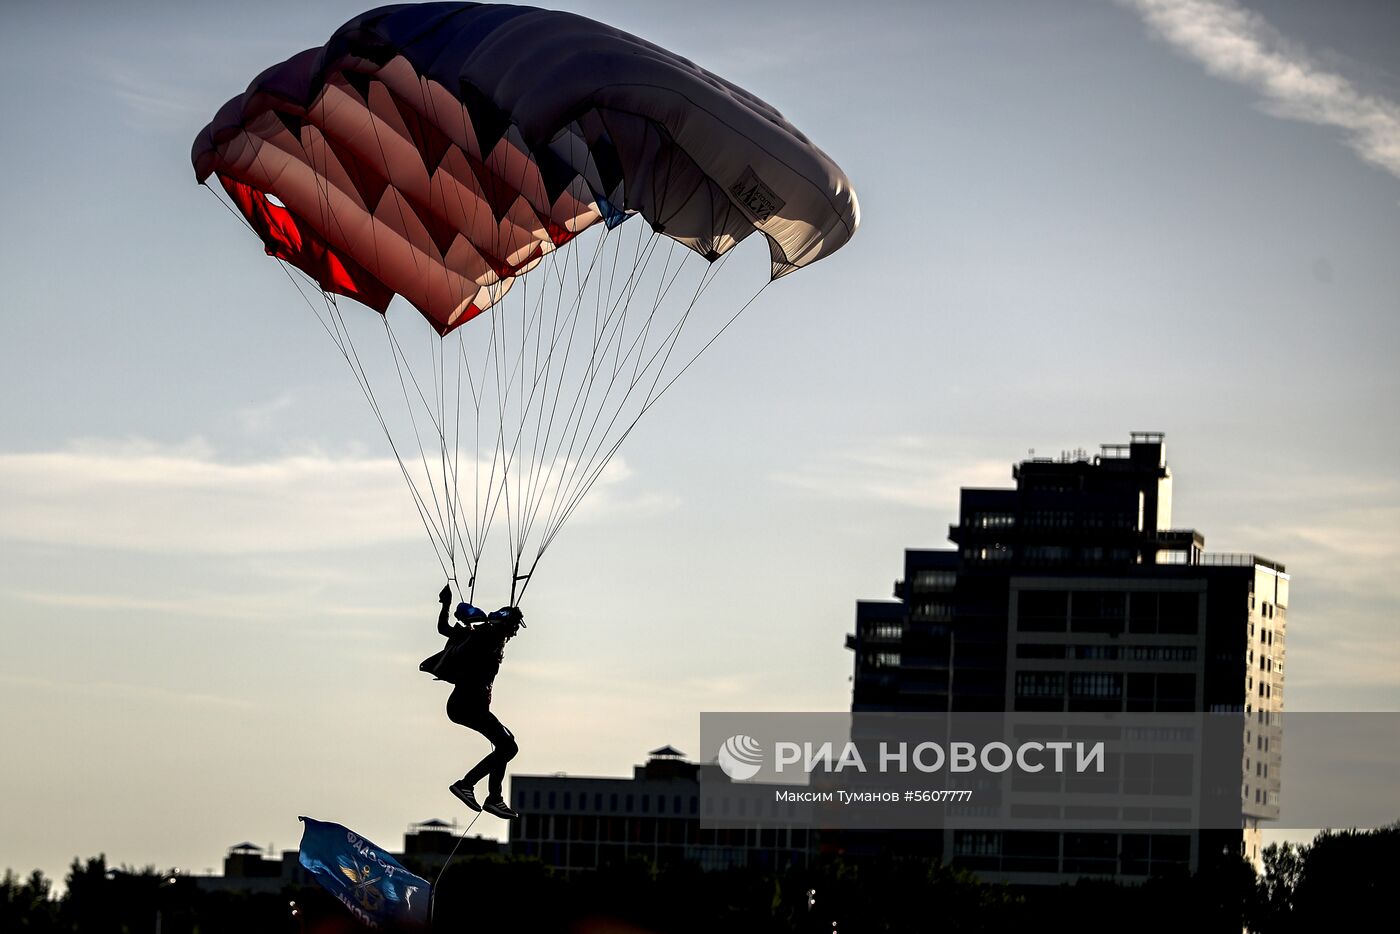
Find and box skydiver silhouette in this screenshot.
[425,584,523,820]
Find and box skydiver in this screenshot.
[425,585,523,820]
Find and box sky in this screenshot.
[2,0,1398,883]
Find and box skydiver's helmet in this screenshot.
[490,605,525,638]
[455,602,487,624]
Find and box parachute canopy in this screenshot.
[192,3,859,603]
[191,1,859,335]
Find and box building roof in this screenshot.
[648,745,686,759]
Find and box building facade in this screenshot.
[508,746,813,872]
[846,433,1286,881]
[194,821,502,892]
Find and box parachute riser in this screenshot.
[509,568,531,607]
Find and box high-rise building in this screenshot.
[846,433,1286,881]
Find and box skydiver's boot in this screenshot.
[449,781,481,812]
[483,795,519,820]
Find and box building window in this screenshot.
[913,602,951,622]
[1016,672,1064,698]
[1070,673,1122,698]
[964,545,1012,562]
[1024,545,1071,563]
[955,831,1002,856]
[913,569,957,590]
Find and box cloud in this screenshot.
[0,674,258,711]
[0,438,657,557]
[8,588,401,627]
[1174,469,1400,697]
[0,438,417,555]
[1119,0,1400,181]
[100,63,210,128]
[775,435,1010,511]
[234,393,296,434]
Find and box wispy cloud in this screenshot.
[1178,469,1400,699]
[234,393,296,434]
[775,435,1009,511]
[100,64,210,129]
[0,674,258,711]
[0,438,662,557]
[1119,0,1400,180]
[0,438,416,555]
[8,588,401,627]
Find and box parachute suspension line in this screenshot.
[438,324,460,574]
[378,318,461,527]
[221,202,451,578]
[528,225,688,557]
[379,316,455,553]
[512,246,585,592]
[509,261,545,579]
[518,254,761,604]
[534,250,722,556]
[489,278,518,580]
[218,155,454,581]
[527,225,665,554]
[507,219,621,583]
[428,809,483,926]
[508,220,619,571]
[456,320,488,604]
[646,272,771,409]
[523,222,653,552]
[471,298,508,583]
[467,218,620,602]
[514,231,597,561]
[268,257,454,580]
[245,111,458,582]
[512,248,567,561]
[491,260,549,601]
[322,293,456,575]
[417,71,496,601]
[201,182,259,238]
[449,320,472,589]
[362,93,470,582]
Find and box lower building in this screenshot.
[192,821,502,892]
[508,746,813,872]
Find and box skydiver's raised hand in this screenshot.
[439,584,453,605]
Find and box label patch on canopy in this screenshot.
[730,167,785,223]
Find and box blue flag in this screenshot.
[297,816,431,928]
